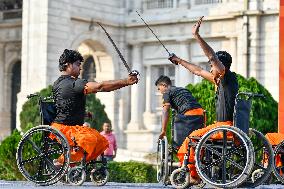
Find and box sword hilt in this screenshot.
[168,53,178,65]
[129,70,139,76]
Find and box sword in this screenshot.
[96,22,139,76]
[136,11,177,65]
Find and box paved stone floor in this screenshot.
[0,181,283,189]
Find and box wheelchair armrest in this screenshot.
[187,136,201,140]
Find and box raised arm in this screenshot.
[192,16,225,75]
[170,56,214,83]
[85,75,138,94]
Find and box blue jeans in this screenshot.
[104,155,114,161]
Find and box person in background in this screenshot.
[100,122,117,161]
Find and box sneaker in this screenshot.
[189,175,201,185]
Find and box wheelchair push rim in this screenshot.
[156,136,169,184]
[195,126,255,188]
[16,125,70,186]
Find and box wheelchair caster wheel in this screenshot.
[170,168,190,189]
[90,168,109,186]
[251,169,265,183]
[67,166,86,186]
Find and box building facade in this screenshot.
[0,0,279,158]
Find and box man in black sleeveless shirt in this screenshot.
[51,49,138,163]
[169,16,239,183]
[155,75,204,146]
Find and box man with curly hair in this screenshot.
[169,17,239,184]
[52,49,138,164]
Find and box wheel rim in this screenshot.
[90,168,109,186]
[16,125,70,185]
[273,140,284,183]
[241,128,273,187]
[156,136,168,184]
[67,167,86,185]
[195,126,254,188]
[170,168,190,188]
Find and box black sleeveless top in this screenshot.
[162,86,202,115]
[215,71,239,122]
[52,75,88,125]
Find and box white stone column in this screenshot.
[143,65,160,131]
[128,44,144,130]
[177,41,193,87]
[145,65,152,113]
[230,37,238,73]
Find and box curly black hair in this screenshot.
[58,49,84,71]
[216,51,232,69]
[155,75,172,86]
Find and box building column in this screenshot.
[128,44,144,130]
[177,41,193,87]
[143,65,160,131]
[230,37,238,72]
[279,1,284,133]
[125,44,159,152]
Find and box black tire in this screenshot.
[240,128,273,187]
[156,136,169,185]
[16,125,70,186]
[170,168,190,189]
[67,166,86,186]
[90,168,109,186]
[273,140,284,184]
[195,126,254,188]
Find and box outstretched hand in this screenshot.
[158,131,166,140]
[127,74,138,85]
[168,54,181,65]
[192,16,204,37]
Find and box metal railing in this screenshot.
[0,9,22,19]
[194,0,222,5]
[142,0,174,10]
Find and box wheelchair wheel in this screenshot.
[195,126,254,188]
[90,167,109,186]
[170,168,190,189]
[157,136,169,184]
[272,140,284,184]
[240,128,273,187]
[67,166,86,186]
[16,125,70,186]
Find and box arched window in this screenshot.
[11,61,21,132]
[81,56,96,81]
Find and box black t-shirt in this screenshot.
[162,86,202,114]
[215,70,239,122]
[52,75,88,125]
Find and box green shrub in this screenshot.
[0,130,23,180]
[108,161,157,183]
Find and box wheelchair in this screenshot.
[16,94,109,186]
[271,139,284,184]
[157,92,274,188]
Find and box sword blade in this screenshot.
[136,11,171,55]
[96,22,131,73]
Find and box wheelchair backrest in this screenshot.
[233,98,251,134]
[233,92,264,134]
[40,101,56,125]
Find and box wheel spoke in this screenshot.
[27,138,42,154]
